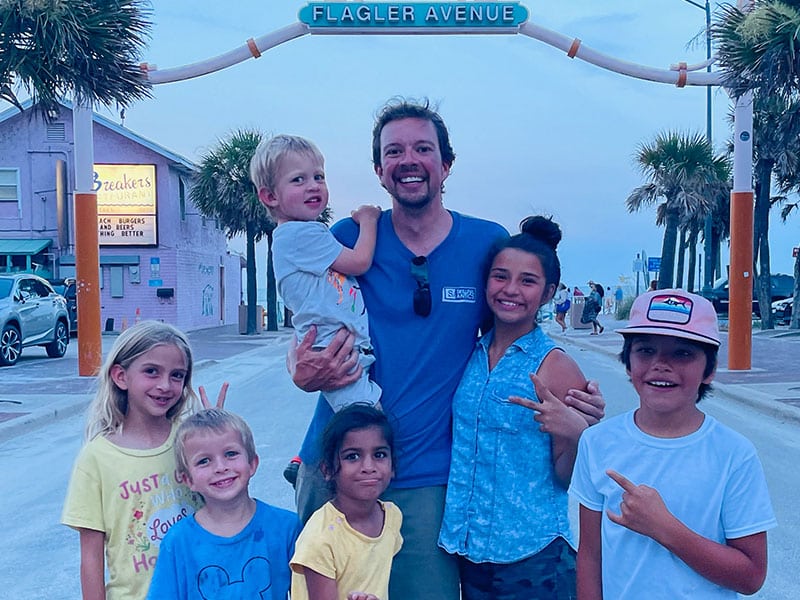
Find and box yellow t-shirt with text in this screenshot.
[62,427,202,600]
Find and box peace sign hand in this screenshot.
[198,382,229,410]
[509,373,587,441]
[606,469,674,541]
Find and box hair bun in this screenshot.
[519,215,561,250]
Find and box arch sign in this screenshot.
[299,1,528,32]
[72,1,755,374]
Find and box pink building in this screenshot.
[0,100,242,331]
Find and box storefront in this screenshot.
[0,100,242,331]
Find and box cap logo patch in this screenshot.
[647,294,693,324]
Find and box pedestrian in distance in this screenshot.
[570,289,776,599]
[553,282,571,333]
[614,286,624,314]
[439,216,604,599]
[146,408,301,599]
[291,404,402,600]
[581,282,604,335]
[62,321,213,600]
[648,279,658,292]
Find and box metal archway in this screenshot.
[72,3,755,374]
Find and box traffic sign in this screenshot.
[647,257,661,272]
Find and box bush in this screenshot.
[615,296,635,320]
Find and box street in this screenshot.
[1,329,797,598]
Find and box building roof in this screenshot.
[0,99,196,172]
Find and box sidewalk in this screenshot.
[0,325,294,443]
[553,316,800,424]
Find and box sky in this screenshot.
[15,0,800,295]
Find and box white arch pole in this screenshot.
[144,20,723,88]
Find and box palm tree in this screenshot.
[713,1,800,101]
[749,94,800,327]
[626,132,720,289]
[191,130,276,334]
[0,0,152,117]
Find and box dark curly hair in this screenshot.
[485,215,562,289]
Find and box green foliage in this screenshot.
[190,129,275,240]
[626,131,730,289]
[713,1,800,99]
[0,0,152,117]
[615,296,634,321]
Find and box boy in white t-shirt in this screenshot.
[570,289,776,599]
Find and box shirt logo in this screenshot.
[442,287,477,303]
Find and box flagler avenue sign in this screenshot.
[299,2,529,33]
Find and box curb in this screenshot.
[0,354,232,445]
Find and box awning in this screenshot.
[0,239,52,255]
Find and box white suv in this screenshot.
[0,273,70,366]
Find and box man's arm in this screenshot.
[78,528,106,600]
[606,470,768,595]
[288,326,361,392]
[577,505,603,600]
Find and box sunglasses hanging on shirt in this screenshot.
[410,255,431,317]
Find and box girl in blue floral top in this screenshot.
[439,216,604,599]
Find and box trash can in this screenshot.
[570,295,592,329]
[238,304,264,334]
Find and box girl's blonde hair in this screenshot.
[85,321,199,440]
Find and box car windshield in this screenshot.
[0,279,12,298]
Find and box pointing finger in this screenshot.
[508,395,541,412]
[606,469,635,492]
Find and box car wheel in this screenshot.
[0,324,22,366]
[45,320,69,358]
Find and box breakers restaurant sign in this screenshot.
[94,164,158,246]
[299,2,529,33]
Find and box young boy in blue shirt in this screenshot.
[147,409,300,599]
[570,289,776,599]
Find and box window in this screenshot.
[0,168,20,203]
[179,176,186,220]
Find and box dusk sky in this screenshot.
[8,1,799,294]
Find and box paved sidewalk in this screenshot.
[0,325,294,443]
[553,316,800,424]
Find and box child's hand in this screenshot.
[198,382,229,409]
[564,379,605,425]
[509,373,587,441]
[347,593,380,600]
[606,469,674,540]
[351,204,381,224]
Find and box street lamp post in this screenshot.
[681,0,714,296]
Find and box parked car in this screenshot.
[708,273,795,316]
[0,273,70,366]
[49,278,77,334]
[771,297,794,326]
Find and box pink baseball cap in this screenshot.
[616,289,720,347]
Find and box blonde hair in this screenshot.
[85,321,199,440]
[248,134,324,218]
[174,408,257,478]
